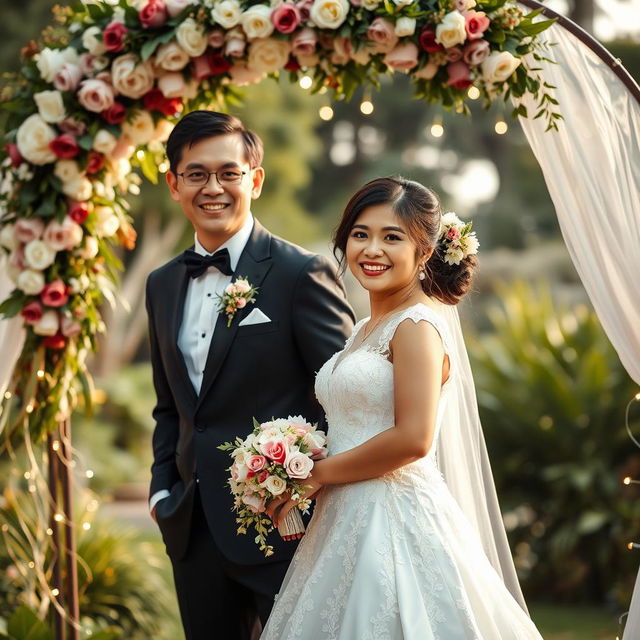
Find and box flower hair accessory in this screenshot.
[439,212,480,266]
[216,277,258,327]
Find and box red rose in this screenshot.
[446,61,473,90]
[86,151,105,175]
[41,280,69,308]
[191,51,232,81]
[22,301,44,325]
[271,2,301,34]
[50,134,80,159]
[284,56,301,72]
[257,469,269,484]
[465,10,490,40]
[102,101,127,124]
[43,332,66,350]
[68,201,90,224]
[139,0,168,28]
[419,27,443,53]
[103,20,128,53]
[142,89,182,116]
[6,143,23,168]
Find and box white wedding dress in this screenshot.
[261,303,542,640]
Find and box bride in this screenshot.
[261,176,543,639]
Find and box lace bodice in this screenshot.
[314,303,454,458]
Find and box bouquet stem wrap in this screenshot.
[278,508,305,539]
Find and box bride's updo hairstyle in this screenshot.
[333,176,477,305]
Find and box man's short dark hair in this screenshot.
[166,110,264,173]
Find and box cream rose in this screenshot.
[33,90,66,124]
[92,129,118,155]
[54,159,82,184]
[82,26,107,55]
[285,452,314,479]
[36,47,79,83]
[264,475,287,496]
[157,72,186,98]
[111,54,155,99]
[228,62,266,86]
[94,206,120,237]
[211,0,242,29]
[63,177,93,202]
[482,50,521,83]
[414,61,439,80]
[175,18,208,57]
[14,219,44,244]
[154,41,190,71]
[78,236,99,260]
[310,0,349,29]
[77,79,115,113]
[16,115,57,165]
[435,10,467,48]
[0,224,17,251]
[33,311,60,337]
[361,0,381,8]
[17,269,46,295]
[155,119,174,142]
[24,240,57,270]
[394,17,416,37]
[247,38,291,73]
[166,0,197,17]
[241,5,274,40]
[122,110,156,145]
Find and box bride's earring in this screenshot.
[418,265,426,281]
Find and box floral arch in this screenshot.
[0,0,639,637]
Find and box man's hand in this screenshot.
[151,506,158,523]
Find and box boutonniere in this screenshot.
[216,277,258,327]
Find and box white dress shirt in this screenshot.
[150,214,254,513]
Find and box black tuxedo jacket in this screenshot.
[146,220,355,565]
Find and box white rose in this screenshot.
[241,5,274,40]
[166,0,197,17]
[264,475,287,496]
[36,47,79,83]
[310,0,350,30]
[155,41,190,71]
[285,452,314,479]
[0,224,17,251]
[435,11,467,48]
[33,310,60,337]
[94,206,120,237]
[62,177,93,201]
[247,38,291,73]
[54,159,82,184]
[175,18,208,57]
[361,0,381,9]
[92,129,118,155]
[17,269,46,295]
[482,51,521,83]
[82,26,107,55]
[24,240,57,270]
[33,90,66,124]
[121,110,156,146]
[16,115,57,165]
[78,236,99,260]
[211,0,242,29]
[394,17,416,37]
[111,54,155,99]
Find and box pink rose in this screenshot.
[261,440,288,464]
[41,280,69,308]
[414,61,440,80]
[366,18,398,54]
[139,0,168,28]
[111,135,136,160]
[208,29,226,48]
[447,227,461,241]
[15,218,45,244]
[225,304,234,314]
[225,37,246,58]
[43,217,83,251]
[78,79,115,113]
[242,493,266,513]
[191,50,232,81]
[446,60,472,89]
[271,2,301,34]
[291,28,317,57]
[61,315,82,338]
[247,455,266,472]
[331,37,351,66]
[22,301,44,325]
[296,0,314,21]
[103,20,128,53]
[50,134,80,160]
[445,46,463,63]
[158,72,186,98]
[59,118,87,136]
[79,53,96,76]
[463,39,490,66]
[465,10,490,40]
[235,297,247,309]
[235,279,251,293]
[384,43,419,72]
[53,63,83,92]
[285,451,314,479]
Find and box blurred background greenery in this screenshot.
[1,0,640,638]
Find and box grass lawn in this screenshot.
[530,603,621,639]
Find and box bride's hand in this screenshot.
[266,475,323,535]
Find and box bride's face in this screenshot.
[346,203,421,293]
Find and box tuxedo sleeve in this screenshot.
[292,254,355,376]
[146,277,181,498]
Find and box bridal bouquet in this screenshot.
[218,415,327,557]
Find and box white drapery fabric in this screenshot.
[0,255,24,397]
[515,14,640,637]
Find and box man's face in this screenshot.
[166,133,264,252]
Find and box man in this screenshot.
[145,110,354,640]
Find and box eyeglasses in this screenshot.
[176,168,248,187]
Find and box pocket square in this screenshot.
[238,308,271,327]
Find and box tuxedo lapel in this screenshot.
[167,257,198,407]
[196,221,273,410]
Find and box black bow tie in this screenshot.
[182,248,233,279]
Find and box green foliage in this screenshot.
[470,280,640,603]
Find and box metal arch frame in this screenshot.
[518,0,640,105]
